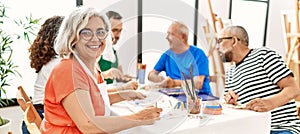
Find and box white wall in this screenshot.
[2,0,139,98]
[199,0,295,57]
[2,1,297,133]
[141,0,198,83]
[267,0,295,57]
[1,0,75,98]
[2,0,297,99]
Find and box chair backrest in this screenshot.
[16,86,32,111]
[24,102,42,134]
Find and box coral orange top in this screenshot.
[41,58,105,134]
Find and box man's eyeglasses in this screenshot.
[217,37,233,44]
[217,37,241,44]
[79,28,108,41]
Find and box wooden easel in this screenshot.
[282,0,300,116]
[207,0,224,33]
[204,0,226,97]
[284,0,300,69]
[283,1,300,83]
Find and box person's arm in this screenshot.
[194,48,209,90]
[162,75,205,89]
[118,65,123,73]
[148,53,167,83]
[107,81,138,93]
[246,75,300,112]
[246,49,300,112]
[273,75,300,105]
[101,68,123,79]
[194,75,205,89]
[62,90,107,133]
[108,91,125,103]
[224,90,239,105]
[148,70,180,88]
[62,89,162,133]
[148,70,164,82]
[114,65,132,82]
[108,90,145,104]
[158,77,181,88]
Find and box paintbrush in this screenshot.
[189,64,197,99]
[181,71,194,100]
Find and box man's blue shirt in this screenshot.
[154,45,211,95]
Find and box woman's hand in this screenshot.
[103,68,123,79]
[120,81,138,90]
[118,90,146,101]
[116,74,132,82]
[126,106,162,125]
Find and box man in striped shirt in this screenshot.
[218,26,300,134]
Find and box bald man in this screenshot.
[219,26,300,134]
[148,21,211,95]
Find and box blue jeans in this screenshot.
[270,130,293,134]
[22,109,44,134]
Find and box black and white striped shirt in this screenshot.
[225,47,300,133]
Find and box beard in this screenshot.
[220,50,233,62]
[113,37,119,44]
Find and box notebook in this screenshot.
[159,88,219,102]
[158,88,185,96]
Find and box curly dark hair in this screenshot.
[28,16,63,73]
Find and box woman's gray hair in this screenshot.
[54,6,111,58]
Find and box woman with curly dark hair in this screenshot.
[23,15,63,134]
[29,16,63,73]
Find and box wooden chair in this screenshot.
[16,86,32,111]
[24,102,42,134]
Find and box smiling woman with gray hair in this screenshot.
[41,6,162,134]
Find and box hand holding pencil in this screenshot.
[224,90,238,105]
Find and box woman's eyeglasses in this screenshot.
[79,28,108,41]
